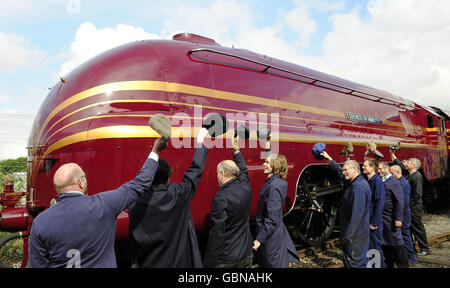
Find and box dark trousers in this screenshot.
[410,206,429,251]
[342,240,369,268]
[401,212,417,264]
[212,253,253,268]
[382,245,409,268]
[368,227,386,268]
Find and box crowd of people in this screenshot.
[28,123,300,268]
[27,119,430,268]
[320,143,430,268]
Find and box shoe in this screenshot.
[417,250,431,256]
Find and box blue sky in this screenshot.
[1,0,449,159]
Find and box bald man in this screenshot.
[28,137,167,268]
[390,150,430,255]
[378,162,408,268]
[390,165,416,265]
[203,135,254,268]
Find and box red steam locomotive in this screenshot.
[1,33,448,267]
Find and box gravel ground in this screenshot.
[294,199,450,268]
[1,200,448,268]
[422,205,450,237]
[294,248,343,268]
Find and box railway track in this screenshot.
[295,238,341,260]
[292,231,450,268]
[417,232,450,249]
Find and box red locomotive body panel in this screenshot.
[27,35,448,229]
[2,34,447,266]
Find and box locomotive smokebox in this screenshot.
[0,184,29,232]
[0,207,29,232]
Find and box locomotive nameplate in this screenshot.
[346,112,381,124]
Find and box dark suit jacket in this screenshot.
[366,173,385,228]
[204,151,253,267]
[255,175,299,268]
[339,175,371,267]
[29,157,158,268]
[129,146,208,268]
[381,175,404,246]
[329,158,371,268]
[393,158,423,208]
[399,176,411,220]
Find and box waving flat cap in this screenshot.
[202,113,229,138]
[312,143,326,160]
[257,126,271,140]
[234,124,250,140]
[149,113,171,139]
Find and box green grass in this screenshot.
[0,231,23,268]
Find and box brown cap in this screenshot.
[149,114,171,139]
[340,142,354,157]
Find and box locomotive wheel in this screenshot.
[286,167,342,247]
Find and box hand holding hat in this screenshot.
[366,142,384,159]
[202,113,229,138]
[340,142,354,158]
[312,143,326,160]
[257,125,271,141]
[234,124,250,140]
[149,113,171,140]
[152,137,168,155]
[389,142,401,151]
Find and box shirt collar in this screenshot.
[57,191,85,201]
[65,191,85,195]
[265,175,279,183]
[219,177,238,190]
[382,174,392,182]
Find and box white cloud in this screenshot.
[284,5,317,47]
[313,0,346,12]
[0,1,45,17]
[159,0,253,46]
[0,0,64,18]
[0,92,12,103]
[58,1,300,78]
[55,0,450,112]
[0,30,47,73]
[283,0,346,48]
[294,0,450,111]
[0,142,29,160]
[19,87,48,103]
[0,113,34,160]
[158,0,303,64]
[58,23,161,77]
[66,0,81,14]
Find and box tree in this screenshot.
[0,157,27,194]
[0,157,27,174]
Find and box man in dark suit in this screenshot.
[390,165,416,265]
[28,137,167,268]
[321,151,371,268]
[204,135,253,268]
[362,158,385,268]
[390,150,430,256]
[129,128,210,268]
[378,161,409,268]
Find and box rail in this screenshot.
[416,231,450,250]
[250,237,341,268]
[330,231,450,268]
[251,231,450,268]
[188,48,418,111]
